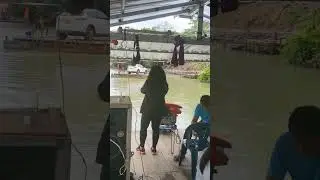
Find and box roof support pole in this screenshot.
[121,0,126,21]
[197,0,204,40]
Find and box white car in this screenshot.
[127,64,148,74]
[56,9,109,40]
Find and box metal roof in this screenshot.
[11,2,61,7]
[110,0,210,27]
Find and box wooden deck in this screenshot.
[131,130,210,180]
[68,122,209,180]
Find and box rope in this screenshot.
[56,16,87,180]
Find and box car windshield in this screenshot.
[96,11,107,19]
[84,10,96,18]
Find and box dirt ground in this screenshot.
[213,1,319,32]
[164,62,209,72]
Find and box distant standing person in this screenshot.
[136,65,169,155]
[267,105,320,180]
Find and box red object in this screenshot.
[165,103,182,116]
[211,136,232,166]
[111,39,118,45]
[211,136,217,164]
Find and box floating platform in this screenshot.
[3,37,109,54]
[111,72,147,78]
[216,38,282,55]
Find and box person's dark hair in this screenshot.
[288,105,320,139]
[200,95,210,109]
[147,65,167,88]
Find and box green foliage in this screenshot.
[287,6,310,26]
[136,19,210,39]
[281,9,320,68]
[181,19,210,38]
[198,66,210,83]
[138,28,177,35]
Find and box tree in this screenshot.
[151,21,174,31]
[281,9,320,68]
[182,19,210,38]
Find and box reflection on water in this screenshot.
[211,50,320,180]
[0,51,106,123]
[0,48,107,179]
[110,69,210,130]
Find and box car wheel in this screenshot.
[85,26,95,40]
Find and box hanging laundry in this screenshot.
[111,39,118,45]
[132,35,140,65]
[171,35,185,67]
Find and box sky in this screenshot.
[110,16,193,33]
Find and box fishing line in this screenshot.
[56,16,88,180]
[123,36,155,180]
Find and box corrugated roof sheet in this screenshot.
[110,0,210,26]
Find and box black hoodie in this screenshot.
[96,72,110,165]
[97,72,110,103]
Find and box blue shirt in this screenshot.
[194,104,210,124]
[267,132,320,180]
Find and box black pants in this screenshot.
[180,127,191,158]
[140,113,162,147]
[180,123,209,158]
[100,165,108,180]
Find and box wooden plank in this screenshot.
[130,130,192,180]
[110,32,210,46]
[111,48,210,55]
[13,33,210,46]
[140,132,174,174]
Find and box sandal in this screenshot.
[151,147,157,155]
[136,146,145,155]
[173,154,185,162]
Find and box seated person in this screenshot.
[192,95,210,124]
[266,105,320,180]
[174,95,211,161]
[174,122,210,162]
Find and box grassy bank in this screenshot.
[213,1,318,31]
[164,62,210,83]
[212,1,319,56]
[280,9,320,69]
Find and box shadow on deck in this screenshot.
[69,125,209,180]
[130,130,209,180]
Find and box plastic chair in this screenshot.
[178,123,210,180]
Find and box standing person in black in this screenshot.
[136,65,169,155]
[95,72,110,180]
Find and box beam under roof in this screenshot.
[110,0,178,11]
[110,31,210,45]
[110,9,188,27]
[110,1,198,19]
